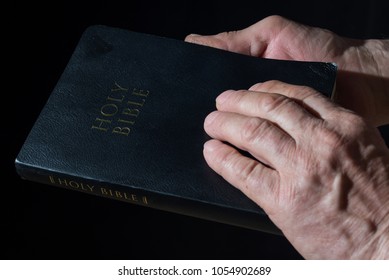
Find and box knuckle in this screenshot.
[343,114,367,135]
[317,114,368,148]
[260,80,320,100]
[240,118,272,145]
[250,80,281,92]
[262,15,286,27]
[236,160,259,186]
[216,147,236,168]
[269,15,286,23]
[249,82,263,91]
[215,31,229,39]
[318,126,344,146]
[297,85,320,98]
[260,93,294,114]
[234,89,247,98]
[217,148,252,180]
[216,30,238,40]
[261,80,282,91]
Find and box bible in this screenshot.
[15,25,337,234]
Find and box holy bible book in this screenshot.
[15,25,337,234]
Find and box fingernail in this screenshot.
[188,33,202,37]
[216,90,234,105]
[185,34,202,42]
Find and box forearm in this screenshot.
[365,39,389,125]
[364,39,389,77]
[335,39,389,126]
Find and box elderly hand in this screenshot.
[186,15,389,126]
[203,80,389,259]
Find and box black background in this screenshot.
[4,0,389,259]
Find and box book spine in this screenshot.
[15,162,281,235]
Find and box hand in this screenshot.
[203,80,389,259]
[186,15,389,126]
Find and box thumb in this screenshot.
[185,28,266,56]
[185,15,289,56]
[185,16,300,57]
[185,33,230,50]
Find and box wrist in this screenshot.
[334,38,389,126]
[362,39,389,126]
[363,39,389,77]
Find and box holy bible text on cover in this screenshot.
[15,25,337,234]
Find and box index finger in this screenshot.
[215,88,322,140]
[249,80,341,120]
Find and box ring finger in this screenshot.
[204,110,296,169]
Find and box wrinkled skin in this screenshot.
[186,15,389,127]
[186,16,389,259]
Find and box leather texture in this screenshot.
[16,25,337,233]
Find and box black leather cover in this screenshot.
[15,25,337,234]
